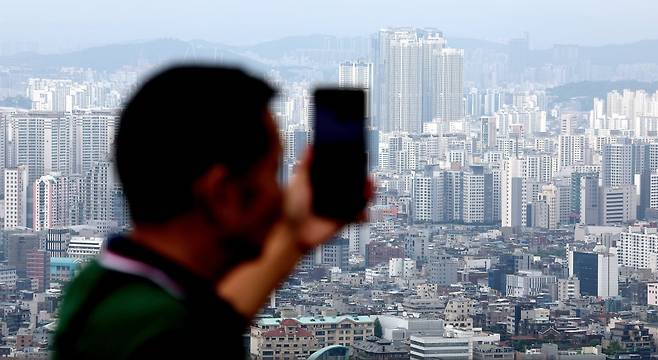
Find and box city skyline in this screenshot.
[2,12,658,358]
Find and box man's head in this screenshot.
[116,66,282,263]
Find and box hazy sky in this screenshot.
[2,0,658,52]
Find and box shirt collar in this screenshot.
[102,234,217,300]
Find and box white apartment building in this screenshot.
[375,28,462,133]
[33,173,69,231]
[77,111,118,174]
[4,166,29,229]
[339,61,373,89]
[463,168,490,224]
[501,158,525,229]
[558,135,585,170]
[599,186,636,225]
[341,223,370,256]
[618,225,658,272]
[648,283,658,306]
[506,271,556,298]
[601,143,634,188]
[66,236,104,262]
[412,175,435,223]
[389,258,417,278]
[595,245,619,298]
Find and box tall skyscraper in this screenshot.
[443,170,464,223]
[338,61,379,172]
[338,61,373,89]
[76,111,117,175]
[374,28,463,133]
[558,135,585,170]
[538,184,559,229]
[599,186,636,225]
[480,116,497,151]
[595,245,619,298]
[9,112,73,227]
[436,48,465,124]
[462,166,494,224]
[33,173,69,231]
[339,60,374,123]
[0,114,6,198]
[601,142,652,218]
[412,174,434,223]
[84,161,116,223]
[602,143,635,188]
[579,174,600,226]
[501,158,525,229]
[11,113,72,183]
[4,166,29,229]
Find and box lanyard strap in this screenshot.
[98,250,184,299]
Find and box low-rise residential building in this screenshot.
[506,271,556,297]
[66,236,104,262]
[0,267,17,289]
[250,318,318,359]
[49,257,83,284]
[603,321,655,356]
[251,315,374,357]
[557,277,581,302]
[444,298,476,329]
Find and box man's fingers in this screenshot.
[296,147,314,174]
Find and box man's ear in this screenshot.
[193,165,231,205]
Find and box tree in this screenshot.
[374,318,383,338]
[604,341,624,355]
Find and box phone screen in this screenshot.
[311,88,367,220]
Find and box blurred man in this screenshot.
[53,66,368,359]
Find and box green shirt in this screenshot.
[52,235,247,359]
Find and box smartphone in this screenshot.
[311,88,367,221]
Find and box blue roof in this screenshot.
[50,257,82,266]
[307,345,349,360]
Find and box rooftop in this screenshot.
[258,315,373,326]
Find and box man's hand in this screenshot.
[284,149,373,252]
[217,148,373,319]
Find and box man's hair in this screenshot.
[116,65,276,224]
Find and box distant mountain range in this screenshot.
[2,35,658,72]
[0,38,264,72]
